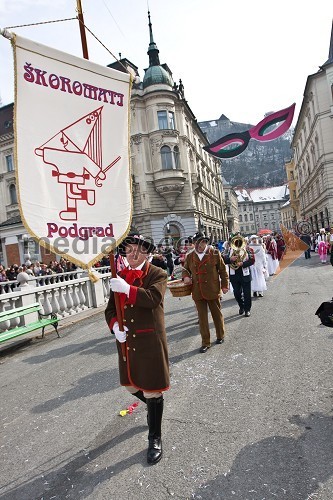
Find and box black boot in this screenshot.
[133,390,146,403]
[146,396,164,465]
[133,391,149,425]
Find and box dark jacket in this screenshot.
[223,248,255,282]
[105,263,169,392]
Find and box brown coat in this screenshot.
[182,248,229,301]
[105,262,170,392]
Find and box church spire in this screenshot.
[328,19,333,65]
[147,10,160,67]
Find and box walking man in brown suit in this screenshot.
[105,234,169,465]
[182,232,229,353]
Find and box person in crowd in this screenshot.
[300,232,312,259]
[329,228,333,255]
[223,234,255,317]
[105,233,169,465]
[0,268,9,293]
[182,232,229,353]
[165,247,175,279]
[151,253,168,270]
[6,265,17,281]
[317,228,329,263]
[248,235,267,297]
[265,235,279,275]
[33,261,42,276]
[276,234,286,261]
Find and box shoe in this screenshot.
[199,346,209,353]
[215,338,224,344]
[239,308,244,315]
[253,292,258,297]
[244,311,251,317]
[258,293,263,297]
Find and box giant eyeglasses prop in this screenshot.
[203,103,295,159]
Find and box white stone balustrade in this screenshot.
[0,268,112,332]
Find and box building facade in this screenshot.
[292,23,333,232]
[110,13,228,245]
[235,185,289,234]
[222,178,239,234]
[280,200,294,230]
[284,158,300,227]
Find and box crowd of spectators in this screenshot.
[0,255,111,293]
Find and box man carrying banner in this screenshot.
[105,234,169,465]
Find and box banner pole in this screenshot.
[75,1,126,360]
[76,0,89,60]
[109,251,127,361]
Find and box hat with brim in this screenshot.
[193,232,209,243]
[118,233,155,256]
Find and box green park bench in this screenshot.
[0,302,60,344]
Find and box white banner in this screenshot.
[13,35,132,267]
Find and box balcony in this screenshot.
[153,168,186,209]
[6,203,20,219]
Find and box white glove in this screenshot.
[110,276,130,296]
[113,321,128,343]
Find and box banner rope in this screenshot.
[4,17,77,29]
[2,16,132,76]
[77,18,131,75]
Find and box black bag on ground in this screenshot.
[315,300,333,327]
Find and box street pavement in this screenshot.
[1,252,333,500]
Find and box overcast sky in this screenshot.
[0,0,332,125]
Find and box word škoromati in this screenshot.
[46,222,114,241]
[23,63,125,106]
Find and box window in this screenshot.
[271,213,275,219]
[158,111,175,130]
[239,214,243,222]
[158,111,168,129]
[250,213,253,220]
[173,146,180,169]
[224,192,229,199]
[160,146,173,169]
[168,112,175,130]
[244,214,248,222]
[6,154,14,172]
[9,184,17,204]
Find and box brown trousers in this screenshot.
[195,298,225,347]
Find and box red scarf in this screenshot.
[117,266,146,313]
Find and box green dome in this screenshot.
[143,65,173,89]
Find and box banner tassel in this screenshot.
[88,268,100,283]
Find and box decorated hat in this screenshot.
[118,233,155,256]
[193,231,209,242]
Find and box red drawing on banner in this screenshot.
[35,106,121,221]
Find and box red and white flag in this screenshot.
[13,34,132,267]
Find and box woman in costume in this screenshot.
[265,235,279,275]
[317,228,329,264]
[248,235,268,297]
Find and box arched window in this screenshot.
[160,146,173,169]
[239,214,243,222]
[173,146,180,169]
[9,184,17,204]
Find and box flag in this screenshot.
[12,34,132,268]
